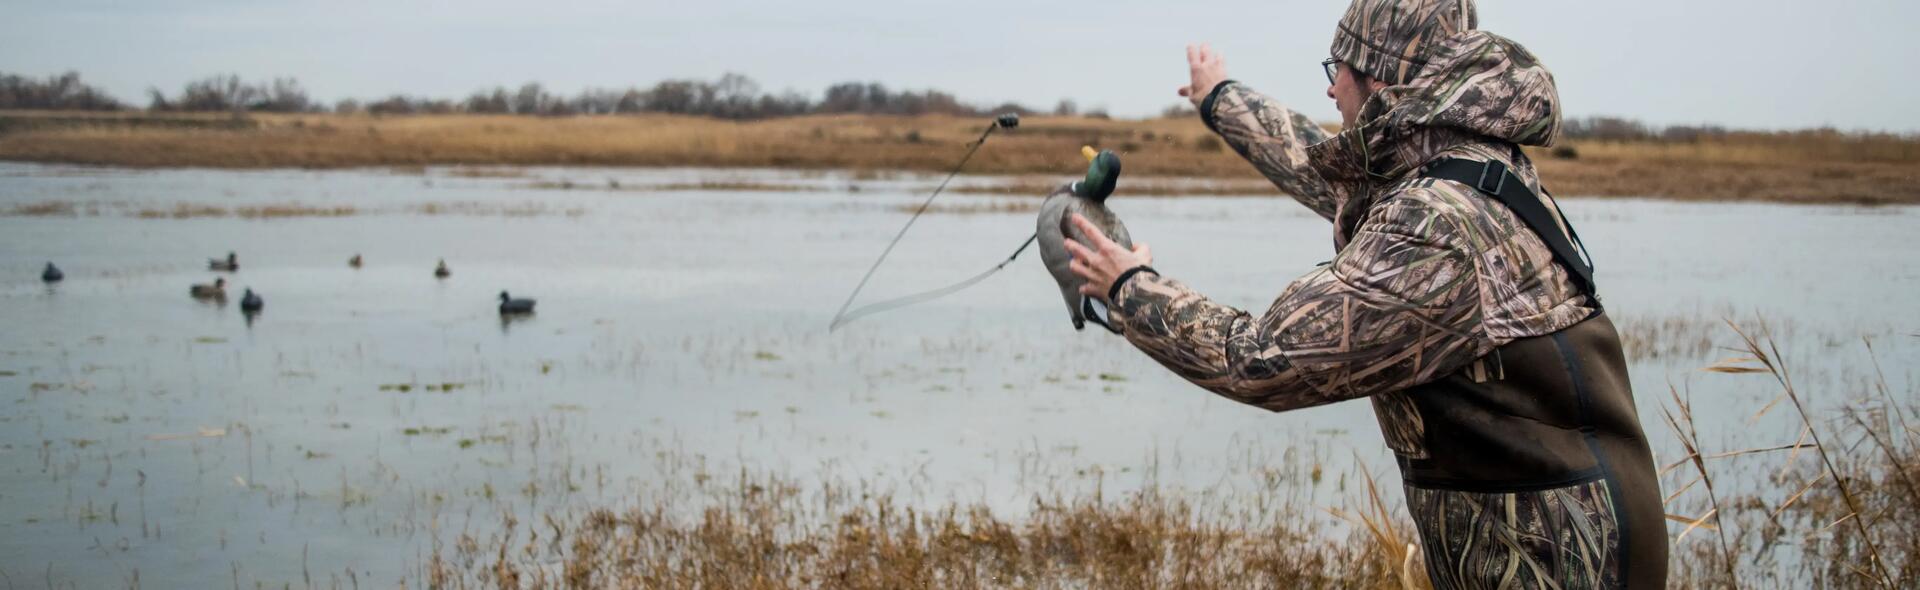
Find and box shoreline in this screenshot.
[3,111,1915,205]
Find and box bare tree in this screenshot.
[0,71,126,110]
[256,78,312,112]
[170,74,261,112]
[512,83,548,115]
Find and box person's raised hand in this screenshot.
[1062,213,1153,303]
[1177,43,1229,108]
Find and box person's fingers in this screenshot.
[1186,44,1199,68]
[1133,243,1152,262]
[1069,213,1117,251]
[1068,257,1091,279]
[1060,236,1095,262]
[1078,283,1100,298]
[1178,86,1192,98]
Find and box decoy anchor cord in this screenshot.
[829,114,1031,331]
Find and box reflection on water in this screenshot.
[0,162,1915,587]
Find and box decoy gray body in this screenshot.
[239,288,263,312]
[209,252,238,272]
[435,259,450,279]
[41,262,63,282]
[190,277,227,299]
[498,291,534,314]
[1037,148,1130,333]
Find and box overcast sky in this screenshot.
[4,0,1915,131]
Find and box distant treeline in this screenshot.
[1,70,1038,120]
[2,70,1906,141]
[1,72,127,111]
[1562,116,1736,143]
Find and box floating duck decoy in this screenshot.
[434,259,451,279]
[41,262,63,283]
[1038,147,1131,333]
[239,288,263,312]
[348,254,362,269]
[190,277,227,299]
[208,252,239,272]
[498,291,535,315]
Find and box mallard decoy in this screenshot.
[1038,147,1131,333]
[434,259,451,279]
[208,252,238,272]
[498,291,535,314]
[190,277,227,299]
[348,254,362,268]
[41,262,63,283]
[239,288,263,312]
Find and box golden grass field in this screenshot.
[2,110,1916,204]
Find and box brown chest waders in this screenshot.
[1397,157,1666,589]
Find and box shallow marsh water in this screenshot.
[0,162,1915,587]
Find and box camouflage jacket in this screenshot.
[1111,30,1592,412]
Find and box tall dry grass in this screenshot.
[3,110,1916,203]
[1662,322,1919,588]
[427,473,1409,590]
[415,321,1917,589]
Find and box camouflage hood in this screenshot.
[1308,30,1563,242]
[1330,0,1478,87]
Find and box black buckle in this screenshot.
[1477,160,1509,194]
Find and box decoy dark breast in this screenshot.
[41,262,63,283]
[208,252,239,272]
[190,277,227,298]
[435,259,451,279]
[498,291,535,314]
[239,288,263,312]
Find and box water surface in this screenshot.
[1,162,1914,587]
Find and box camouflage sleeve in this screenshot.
[1108,195,1492,411]
[1203,82,1340,221]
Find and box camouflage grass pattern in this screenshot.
[1115,26,1586,430]
[1110,12,1636,590]
[1332,0,1479,86]
[1406,479,1623,589]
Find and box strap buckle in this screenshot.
[1477,160,1509,194]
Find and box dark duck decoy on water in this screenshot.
[498,291,535,315]
[348,254,362,268]
[435,259,451,279]
[239,288,263,312]
[208,252,239,272]
[190,277,227,299]
[41,262,63,283]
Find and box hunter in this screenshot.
[1061,0,1667,587]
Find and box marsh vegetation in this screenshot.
[0,163,1914,587]
[2,110,1916,204]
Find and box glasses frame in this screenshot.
[1321,58,1342,85]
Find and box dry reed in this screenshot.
[1662,320,1920,588]
[419,320,1919,589]
[427,472,1407,590]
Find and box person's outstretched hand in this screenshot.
[1062,213,1152,303]
[1178,43,1229,108]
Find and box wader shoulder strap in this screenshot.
[1421,158,1598,303]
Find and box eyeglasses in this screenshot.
[1321,58,1341,85]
